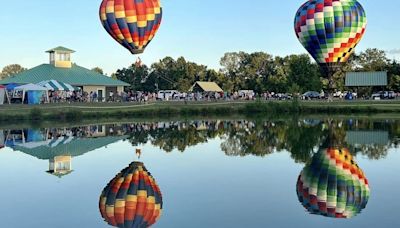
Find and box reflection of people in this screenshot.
[136,148,142,159]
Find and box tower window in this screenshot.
[56,53,70,61]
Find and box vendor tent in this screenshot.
[5,83,20,91]
[189,81,223,93]
[15,83,49,91]
[14,84,50,104]
[0,85,6,105]
[37,80,79,91]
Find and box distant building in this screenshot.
[0,46,129,98]
[346,130,389,146]
[345,71,388,88]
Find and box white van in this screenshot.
[157,90,179,101]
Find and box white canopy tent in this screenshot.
[37,80,78,92]
[14,84,50,103]
[0,85,8,105]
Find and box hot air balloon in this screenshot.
[294,0,367,92]
[296,146,370,218]
[99,162,163,228]
[99,0,163,54]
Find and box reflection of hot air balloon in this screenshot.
[294,0,367,92]
[99,0,163,54]
[99,162,163,228]
[296,147,370,218]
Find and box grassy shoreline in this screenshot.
[0,100,400,122]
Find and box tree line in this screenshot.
[114,48,400,93]
[127,118,399,163]
[1,48,399,93]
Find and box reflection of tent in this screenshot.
[37,80,80,91]
[297,147,370,219]
[0,130,5,149]
[3,129,47,148]
[14,83,49,104]
[189,81,223,93]
[100,162,163,228]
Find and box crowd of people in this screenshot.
[9,88,400,104]
[41,90,260,104]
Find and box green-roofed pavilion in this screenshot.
[46,46,75,53]
[0,64,129,87]
[0,47,129,98]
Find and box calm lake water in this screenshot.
[0,117,399,228]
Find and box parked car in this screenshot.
[274,93,292,100]
[371,91,396,100]
[344,92,354,100]
[301,91,321,100]
[333,91,343,98]
[157,90,179,101]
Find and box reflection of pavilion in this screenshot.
[3,128,128,178]
[47,156,73,178]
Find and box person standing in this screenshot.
[109,91,114,102]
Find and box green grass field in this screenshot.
[0,100,400,122]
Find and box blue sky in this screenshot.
[0,0,399,74]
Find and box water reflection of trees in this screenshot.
[3,119,398,164]
[125,119,399,163]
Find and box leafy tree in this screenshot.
[115,64,150,91]
[91,67,104,75]
[113,48,398,94]
[355,48,390,71]
[0,64,27,79]
[267,56,289,92]
[220,52,246,91]
[388,60,400,92]
[389,74,400,92]
[287,54,322,92]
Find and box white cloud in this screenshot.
[387,49,400,55]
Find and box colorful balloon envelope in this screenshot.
[294,0,367,69]
[99,162,163,228]
[100,0,163,54]
[296,147,370,218]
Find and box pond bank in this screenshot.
[0,100,400,122]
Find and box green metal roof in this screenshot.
[14,135,128,160]
[0,64,129,86]
[46,46,75,53]
[345,71,388,87]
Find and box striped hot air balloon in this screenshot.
[99,0,163,54]
[99,162,163,228]
[294,0,367,88]
[296,147,370,218]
